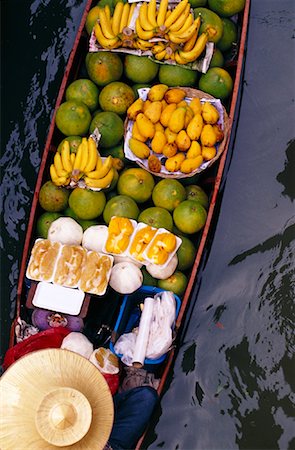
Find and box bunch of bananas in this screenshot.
[93,0,208,64]
[126,85,225,175]
[50,137,116,189]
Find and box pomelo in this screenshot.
[65,79,99,112]
[158,64,198,87]
[62,206,80,220]
[99,81,135,115]
[158,271,188,297]
[217,17,238,52]
[194,7,224,43]
[57,136,82,154]
[85,52,123,87]
[117,168,155,204]
[138,207,173,231]
[185,184,209,209]
[103,194,140,224]
[189,0,207,6]
[199,67,233,100]
[39,181,70,212]
[55,100,91,136]
[208,0,246,17]
[69,188,106,220]
[36,212,62,238]
[209,48,224,68]
[173,200,207,234]
[124,55,159,84]
[152,179,186,212]
[89,111,124,148]
[176,236,196,271]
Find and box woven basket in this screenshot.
[124,87,230,179]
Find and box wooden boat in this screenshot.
[6,0,251,447]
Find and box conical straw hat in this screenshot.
[0,348,114,449]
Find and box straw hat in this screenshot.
[0,348,114,449]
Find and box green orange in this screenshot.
[89,111,124,148]
[199,67,233,100]
[65,79,99,112]
[103,194,140,224]
[124,55,159,84]
[158,271,188,297]
[173,200,207,234]
[55,100,91,136]
[68,188,106,220]
[194,7,224,43]
[57,136,82,154]
[85,52,123,87]
[176,236,196,271]
[208,0,246,17]
[138,207,173,231]
[99,81,135,115]
[217,17,238,52]
[38,181,70,212]
[152,179,186,212]
[158,64,198,87]
[117,168,155,204]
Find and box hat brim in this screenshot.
[0,348,114,449]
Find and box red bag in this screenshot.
[3,327,71,370]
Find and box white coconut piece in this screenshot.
[82,225,108,253]
[48,217,83,245]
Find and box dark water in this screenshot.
[1,1,294,449]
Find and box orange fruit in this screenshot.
[158,64,198,87]
[158,271,188,297]
[99,81,135,115]
[217,17,238,52]
[36,212,62,238]
[85,6,101,35]
[124,55,159,84]
[198,67,233,100]
[103,194,140,224]
[38,181,70,212]
[209,48,224,68]
[194,7,224,43]
[85,51,123,87]
[208,0,246,17]
[173,200,207,234]
[57,136,82,154]
[152,179,186,212]
[176,236,196,271]
[138,207,173,231]
[185,184,209,209]
[89,111,124,148]
[117,168,155,204]
[55,100,91,136]
[65,79,99,112]
[68,187,106,220]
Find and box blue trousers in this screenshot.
[108,386,159,450]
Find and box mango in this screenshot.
[189,97,202,115]
[202,146,216,160]
[164,88,186,104]
[212,124,224,143]
[148,154,162,173]
[201,102,219,124]
[168,107,186,133]
[184,106,194,128]
[132,121,147,142]
[129,137,150,159]
[136,113,155,139]
[143,99,151,112]
[160,103,177,127]
[162,142,178,158]
[175,130,191,151]
[165,152,186,172]
[177,100,188,109]
[148,84,169,102]
[200,124,217,147]
[180,156,203,173]
[155,122,165,133]
[187,114,204,140]
[127,98,144,120]
[144,101,162,124]
[165,128,177,144]
[151,131,167,154]
[186,140,202,158]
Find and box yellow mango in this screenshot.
[175,130,191,151]
[148,154,162,173]
[160,103,177,127]
[184,106,194,128]
[162,142,178,158]
[151,131,167,154]
[186,140,202,158]
[164,88,186,104]
[136,113,155,139]
[161,99,168,110]
[212,124,224,143]
[168,107,186,133]
[132,122,147,142]
[200,124,217,147]
[165,152,186,172]
[177,100,188,109]
[129,137,150,159]
[143,99,151,113]
[189,97,202,115]
[180,156,203,174]
[201,102,219,124]
[144,101,162,124]
[165,127,177,144]
[147,84,169,101]
[155,122,164,133]
[186,114,204,140]
[202,146,216,160]
[127,98,144,120]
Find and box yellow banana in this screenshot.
[70,152,76,167]
[119,2,130,33]
[135,38,154,50]
[135,19,155,40]
[164,0,188,29]
[147,0,158,28]
[183,18,201,51]
[94,22,120,49]
[73,142,83,170]
[104,4,111,22]
[174,51,188,65]
[112,1,124,35]
[95,152,103,171]
[157,0,169,27]
[172,11,193,35]
[85,167,115,189]
[54,152,69,177]
[60,140,72,172]
[154,49,167,61]
[84,138,98,173]
[168,4,190,32]
[98,7,116,39]
[50,164,69,186]
[86,155,113,179]
[138,2,155,31]
[168,19,198,44]
[179,32,208,62]
[152,42,166,54]
[174,17,199,38]
[79,138,89,172]
[50,164,59,181]
[127,2,136,27]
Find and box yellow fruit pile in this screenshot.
[126,85,224,174]
[50,137,116,189]
[94,0,208,65]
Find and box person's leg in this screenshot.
[108,386,158,450]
